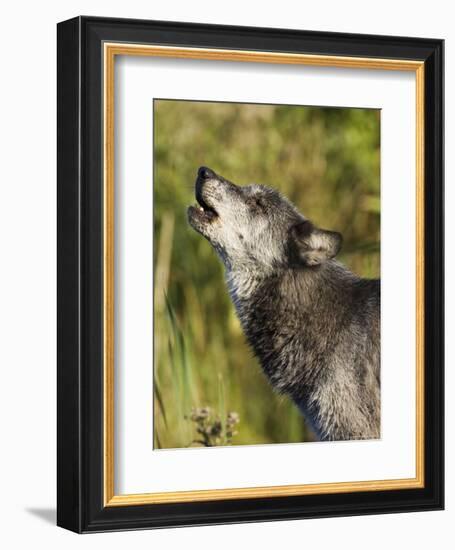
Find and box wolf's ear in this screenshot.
[289,220,342,266]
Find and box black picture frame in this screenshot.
[57,16,444,533]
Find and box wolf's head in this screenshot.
[187,167,342,272]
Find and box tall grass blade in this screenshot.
[153,376,168,429]
[218,372,226,442]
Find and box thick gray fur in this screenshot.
[187,167,380,441]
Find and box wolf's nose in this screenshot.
[198,166,215,180]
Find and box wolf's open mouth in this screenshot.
[193,188,218,221]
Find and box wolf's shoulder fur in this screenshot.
[228,262,380,441]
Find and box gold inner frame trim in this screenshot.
[103,43,425,507]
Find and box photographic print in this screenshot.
[58,17,443,532]
[153,99,381,449]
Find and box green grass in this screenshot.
[153,100,380,449]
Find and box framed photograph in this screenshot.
[57,16,444,533]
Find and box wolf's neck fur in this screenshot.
[225,262,380,441]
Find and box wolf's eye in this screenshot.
[247,195,266,213]
[252,197,265,209]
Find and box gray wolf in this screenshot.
[187,166,380,441]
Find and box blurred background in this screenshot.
[153,99,380,449]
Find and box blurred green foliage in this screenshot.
[153,99,380,449]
